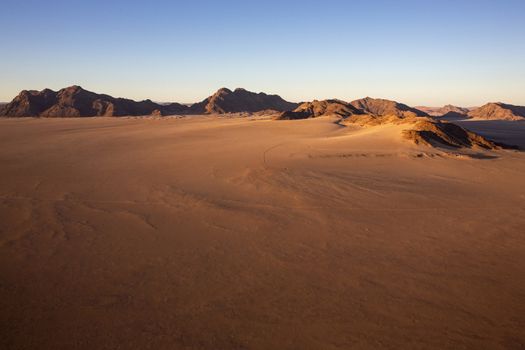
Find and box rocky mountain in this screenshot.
[467,102,525,121]
[351,97,428,118]
[275,99,364,120]
[416,105,470,117]
[0,86,188,117]
[189,88,298,114]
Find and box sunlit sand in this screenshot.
[1,115,524,348]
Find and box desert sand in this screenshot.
[1,115,525,349]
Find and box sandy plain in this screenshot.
[1,115,524,349]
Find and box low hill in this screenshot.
[190,88,298,114]
[403,120,499,149]
[441,111,469,119]
[0,86,188,117]
[468,102,525,121]
[351,97,428,118]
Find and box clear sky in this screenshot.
[1,0,524,106]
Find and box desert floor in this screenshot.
[1,116,524,349]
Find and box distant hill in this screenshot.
[0,86,187,117]
[439,111,469,120]
[416,105,470,117]
[351,97,428,118]
[468,102,525,121]
[275,99,364,120]
[189,88,298,114]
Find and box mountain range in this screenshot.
[0,86,298,118]
[416,103,525,121]
[1,86,524,121]
[0,86,188,117]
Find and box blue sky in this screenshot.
[1,0,524,106]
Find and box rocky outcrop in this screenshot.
[402,120,499,149]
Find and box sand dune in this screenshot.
[1,116,524,349]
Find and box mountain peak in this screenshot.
[64,85,85,92]
[190,88,298,114]
[215,87,232,95]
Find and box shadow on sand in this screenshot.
[451,119,525,150]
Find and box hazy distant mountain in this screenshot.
[0,86,188,117]
[416,105,470,117]
[189,88,298,114]
[275,99,364,120]
[351,97,428,118]
[468,102,525,121]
